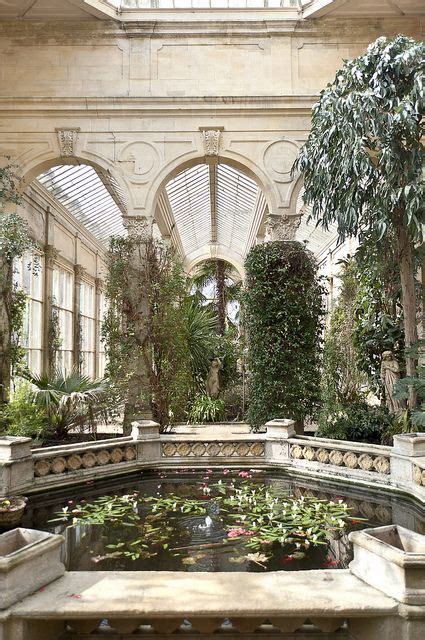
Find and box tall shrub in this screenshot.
[244,241,324,429]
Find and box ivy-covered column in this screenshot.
[122,215,154,431]
[43,245,58,375]
[73,264,86,372]
[0,249,13,405]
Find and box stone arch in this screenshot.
[146,150,278,219]
[186,248,245,281]
[17,152,131,213]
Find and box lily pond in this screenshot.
[24,468,424,573]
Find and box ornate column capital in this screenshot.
[199,127,224,157]
[123,215,153,239]
[94,277,104,291]
[265,214,302,242]
[55,127,80,157]
[44,244,59,268]
[73,264,87,282]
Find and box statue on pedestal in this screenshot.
[206,358,221,398]
[380,350,402,413]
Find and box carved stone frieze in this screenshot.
[56,127,80,157]
[200,127,223,156]
[33,444,137,477]
[290,443,390,475]
[265,214,302,242]
[161,440,265,458]
[123,215,153,239]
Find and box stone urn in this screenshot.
[0,496,27,528]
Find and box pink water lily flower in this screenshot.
[227,527,255,538]
[238,471,252,478]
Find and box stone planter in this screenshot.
[0,528,65,609]
[349,525,425,605]
[0,496,26,528]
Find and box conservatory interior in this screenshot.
[0,1,424,639]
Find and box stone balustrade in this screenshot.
[0,422,424,504]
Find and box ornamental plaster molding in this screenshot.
[265,214,302,242]
[56,128,80,157]
[200,127,224,157]
[123,215,153,239]
[73,264,87,282]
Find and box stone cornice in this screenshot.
[0,95,317,117]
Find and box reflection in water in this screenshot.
[21,469,424,573]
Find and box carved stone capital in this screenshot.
[56,127,80,157]
[73,264,87,282]
[123,215,153,239]
[200,127,223,157]
[265,214,302,242]
[44,244,59,268]
[95,277,104,291]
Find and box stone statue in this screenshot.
[380,350,402,413]
[206,358,221,398]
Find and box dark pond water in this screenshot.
[22,468,424,573]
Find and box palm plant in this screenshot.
[183,301,217,384]
[23,368,109,440]
[191,259,241,334]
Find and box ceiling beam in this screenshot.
[208,158,218,245]
[302,0,351,18]
[66,0,120,20]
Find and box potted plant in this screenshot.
[0,496,27,527]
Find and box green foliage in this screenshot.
[10,287,27,374]
[0,379,49,439]
[321,259,365,411]
[352,236,406,387]
[244,241,324,429]
[294,35,424,244]
[317,402,394,444]
[222,383,246,421]
[393,340,425,429]
[187,394,225,423]
[22,368,109,440]
[183,301,217,385]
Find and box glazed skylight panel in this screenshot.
[38,165,125,242]
[165,164,211,255]
[216,164,258,254]
[118,0,297,7]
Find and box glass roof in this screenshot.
[37,164,127,243]
[164,162,260,261]
[113,0,297,8]
[294,187,339,260]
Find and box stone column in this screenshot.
[122,215,154,431]
[42,245,59,375]
[73,264,86,372]
[264,214,302,242]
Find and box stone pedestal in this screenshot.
[349,525,425,605]
[0,528,64,610]
[131,420,161,464]
[0,437,33,495]
[391,434,425,492]
[264,419,295,464]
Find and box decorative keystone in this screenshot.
[0,437,32,462]
[265,419,296,439]
[393,433,425,457]
[349,525,425,605]
[131,420,161,441]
